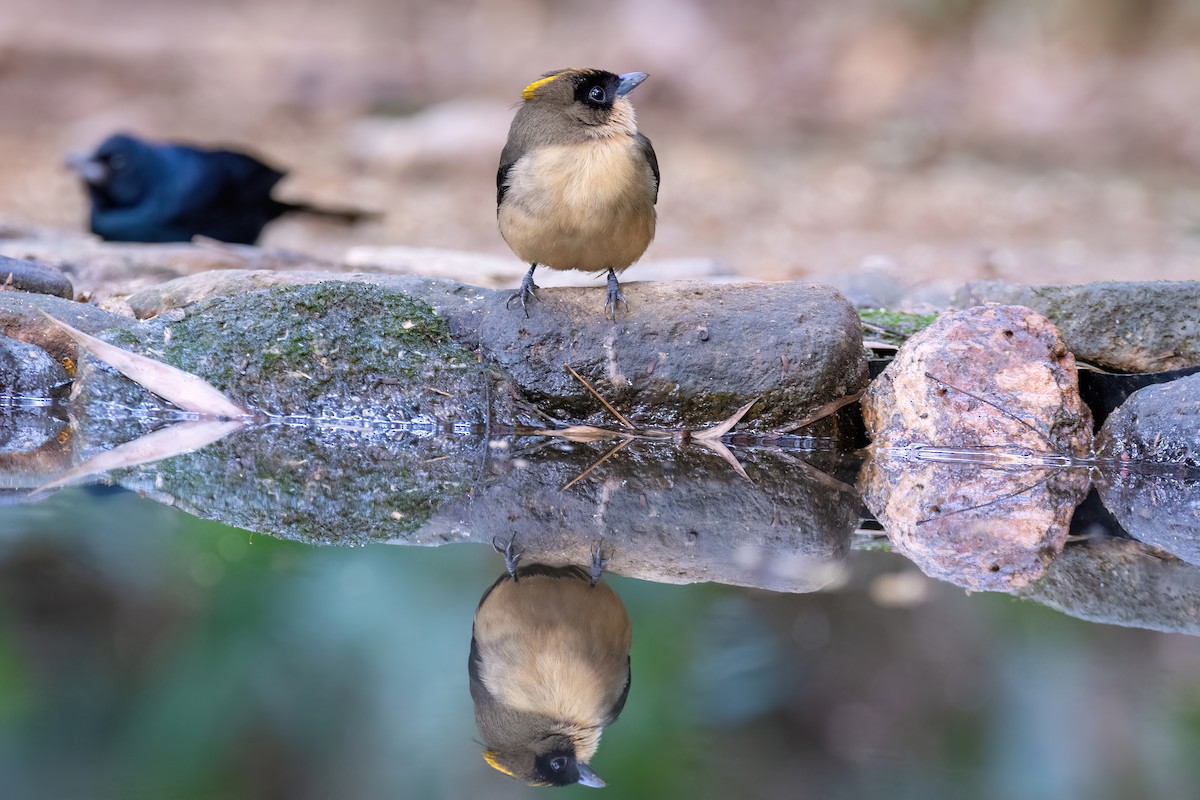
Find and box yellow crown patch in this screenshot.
[521,75,559,100]
[521,68,594,100]
[483,750,516,777]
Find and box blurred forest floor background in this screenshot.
[1,0,1198,287]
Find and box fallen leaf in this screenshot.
[30,419,245,498]
[693,398,758,441]
[534,425,630,443]
[693,437,753,482]
[41,311,249,418]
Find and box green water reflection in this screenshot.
[1,489,1199,800]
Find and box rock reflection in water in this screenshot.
[1095,369,1200,567]
[114,423,483,545]
[860,452,1090,591]
[1097,468,1200,567]
[470,537,629,789]
[419,440,859,592]
[0,403,68,457]
[1020,536,1200,635]
[0,404,71,498]
[10,395,1200,636]
[99,419,859,590]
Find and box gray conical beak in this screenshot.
[576,762,606,788]
[66,152,107,184]
[616,72,649,97]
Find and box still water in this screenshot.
[1,414,1199,800]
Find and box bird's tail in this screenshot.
[279,201,381,225]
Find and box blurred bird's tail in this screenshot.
[279,202,381,225]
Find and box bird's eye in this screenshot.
[588,86,606,104]
[108,153,127,171]
[550,757,567,772]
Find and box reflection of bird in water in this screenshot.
[67,133,374,244]
[470,536,632,788]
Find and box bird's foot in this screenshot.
[492,535,523,579]
[505,265,540,318]
[604,269,627,322]
[589,539,610,586]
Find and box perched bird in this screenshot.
[497,68,659,320]
[470,536,632,788]
[66,133,373,245]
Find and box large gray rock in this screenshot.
[0,255,73,298]
[1095,372,1200,564]
[956,281,1200,372]
[1097,371,1200,468]
[863,305,1093,457]
[127,270,869,432]
[1019,536,1200,635]
[469,280,867,431]
[0,334,71,398]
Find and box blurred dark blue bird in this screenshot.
[67,133,374,245]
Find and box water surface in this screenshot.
[1,407,1198,800]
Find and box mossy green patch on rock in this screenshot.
[859,309,939,342]
[82,281,490,425]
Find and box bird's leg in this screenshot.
[588,539,610,586]
[505,263,540,318]
[492,535,523,580]
[604,268,627,321]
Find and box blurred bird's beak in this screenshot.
[576,762,606,788]
[615,72,649,97]
[65,152,108,184]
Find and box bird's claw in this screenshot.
[604,270,627,322]
[493,535,524,579]
[589,539,610,586]
[506,268,540,318]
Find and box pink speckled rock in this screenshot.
[860,454,1090,591]
[863,304,1093,457]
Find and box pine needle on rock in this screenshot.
[537,365,760,484]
